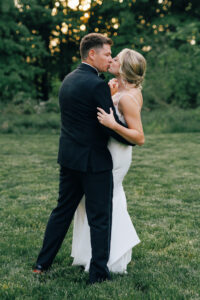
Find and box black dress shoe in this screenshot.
[80,266,85,271]
[89,276,111,285]
[33,264,45,274]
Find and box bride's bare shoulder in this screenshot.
[119,88,143,110]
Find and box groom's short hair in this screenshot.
[80,33,113,59]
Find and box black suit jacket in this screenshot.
[57,63,133,172]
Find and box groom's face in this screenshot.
[92,44,112,73]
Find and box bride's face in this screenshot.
[108,56,120,76]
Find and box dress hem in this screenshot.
[71,240,140,274]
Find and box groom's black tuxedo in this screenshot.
[36,63,132,284]
[58,63,132,172]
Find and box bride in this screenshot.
[71,48,146,273]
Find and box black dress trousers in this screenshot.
[36,166,113,283]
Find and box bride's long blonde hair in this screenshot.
[118,48,146,89]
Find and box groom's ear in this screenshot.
[88,49,96,61]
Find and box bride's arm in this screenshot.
[94,81,134,146]
[97,95,145,146]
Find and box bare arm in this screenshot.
[97,94,145,146]
[94,81,135,146]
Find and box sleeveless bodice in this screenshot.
[107,92,133,186]
[113,92,126,124]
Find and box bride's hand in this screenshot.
[108,78,118,96]
[97,107,117,129]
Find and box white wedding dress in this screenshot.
[71,93,140,273]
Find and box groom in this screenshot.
[33,33,133,284]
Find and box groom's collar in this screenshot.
[78,62,99,76]
[82,62,99,74]
[78,63,105,79]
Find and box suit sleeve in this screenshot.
[93,81,135,146]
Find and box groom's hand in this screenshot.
[97,107,116,130]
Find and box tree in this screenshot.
[1,0,199,108]
[17,0,84,100]
[0,0,46,102]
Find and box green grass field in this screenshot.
[0,133,199,300]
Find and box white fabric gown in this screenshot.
[71,93,140,273]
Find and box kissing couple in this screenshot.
[33,33,146,284]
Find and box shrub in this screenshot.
[143,44,200,109]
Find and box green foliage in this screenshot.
[0,101,200,134]
[143,42,200,108]
[1,0,200,109]
[44,96,60,113]
[142,107,200,134]
[17,0,84,99]
[0,0,46,102]
[84,0,200,109]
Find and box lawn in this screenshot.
[0,133,199,300]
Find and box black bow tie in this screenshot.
[98,73,105,80]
